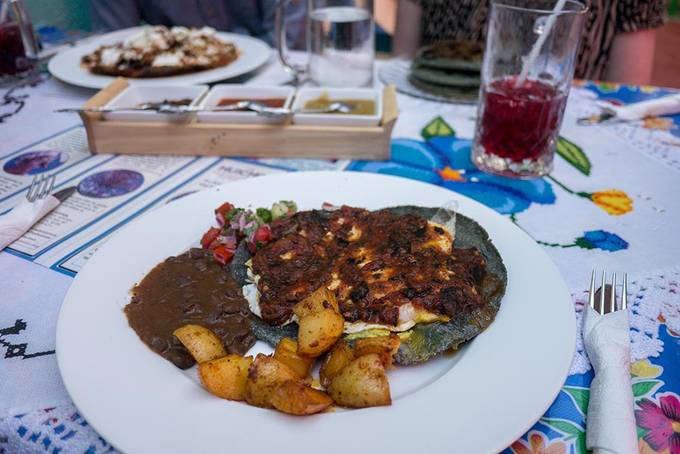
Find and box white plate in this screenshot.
[292,87,382,126]
[197,84,294,124]
[104,85,208,123]
[56,172,574,454]
[48,27,272,89]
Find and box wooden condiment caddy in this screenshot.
[79,78,398,160]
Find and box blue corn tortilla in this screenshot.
[231,206,507,365]
[408,40,483,100]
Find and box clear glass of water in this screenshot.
[277,0,375,87]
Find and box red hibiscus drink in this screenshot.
[475,77,567,175]
[0,22,32,76]
[472,0,586,179]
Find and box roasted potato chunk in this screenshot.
[273,338,314,379]
[319,340,355,387]
[354,334,400,368]
[293,287,339,318]
[173,324,226,363]
[270,380,333,415]
[297,308,344,357]
[328,353,391,408]
[245,354,300,408]
[199,355,253,401]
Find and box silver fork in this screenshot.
[589,270,628,314]
[26,173,55,202]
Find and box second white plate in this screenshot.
[48,27,272,89]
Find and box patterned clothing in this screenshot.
[415,0,667,80]
[89,0,308,48]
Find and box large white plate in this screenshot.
[56,172,575,454]
[48,27,271,89]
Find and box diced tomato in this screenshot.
[200,227,221,249]
[253,225,272,243]
[215,202,234,215]
[213,245,235,265]
[246,241,257,254]
[214,202,234,226]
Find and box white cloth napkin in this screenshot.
[605,93,680,121]
[0,196,59,251]
[583,306,638,454]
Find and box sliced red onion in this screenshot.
[322,202,340,211]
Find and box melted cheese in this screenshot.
[344,303,449,334]
[419,221,453,253]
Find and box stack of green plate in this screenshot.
[409,40,484,101]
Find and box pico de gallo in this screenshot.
[200,200,297,265]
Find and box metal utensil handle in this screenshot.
[275,0,308,85]
[55,106,156,113]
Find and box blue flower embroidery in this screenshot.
[575,230,629,252]
[349,136,556,215]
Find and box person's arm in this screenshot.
[604,0,666,85]
[604,30,657,85]
[89,0,142,31]
[392,0,421,57]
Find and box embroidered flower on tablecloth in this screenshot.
[643,117,676,132]
[640,86,661,94]
[595,82,621,92]
[510,432,566,454]
[635,393,680,454]
[574,230,629,252]
[351,135,556,215]
[632,359,664,379]
[588,189,634,215]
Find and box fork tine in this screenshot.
[610,273,617,312]
[622,273,628,310]
[599,270,606,315]
[40,174,49,198]
[31,174,45,202]
[26,175,38,202]
[41,174,55,199]
[588,270,596,310]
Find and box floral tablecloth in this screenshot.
[1,68,679,454]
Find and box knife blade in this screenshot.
[52,186,76,202]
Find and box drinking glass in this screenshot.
[276,0,374,87]
[0,21,28,76]
[0,0,39,78]
[472,0,586,178]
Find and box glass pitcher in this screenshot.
[276,0,374,87]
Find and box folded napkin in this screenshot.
[606,93,680,121]
[583,306,638,454]
[0,197,59,251]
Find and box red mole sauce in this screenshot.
[125,248,255,369]
[253,207,486,327]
